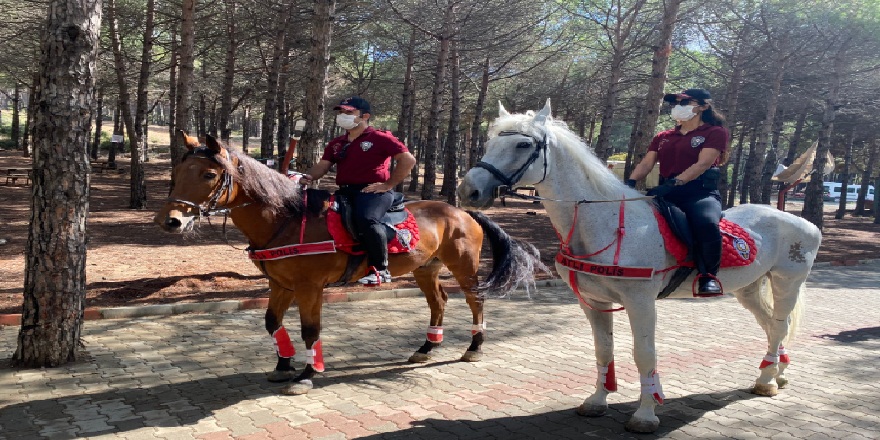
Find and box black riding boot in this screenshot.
[696,239,723,295]
[360,223,389,270]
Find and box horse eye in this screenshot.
[516,141,532,149]
[204,171,217,180]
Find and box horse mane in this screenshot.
[488,112,641,200]
[190,146,306,217]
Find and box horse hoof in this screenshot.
[576,403,607,417]
[408,352,432,363]
[460,350,482,362]
[752,383,779,397]
[776,376,789,389]
[280,379,313,395]
[266,370,295,383]
[625,417,660,433]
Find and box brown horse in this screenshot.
[154,133,545,394]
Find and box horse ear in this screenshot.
[533,99,552,125]
[205,134,223,154]
[498,101,510,117]
[177,130,200,150]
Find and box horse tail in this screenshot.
[759,275,806,346]
[466,210,549,297]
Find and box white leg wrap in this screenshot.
[427,326,443,343]
[640,370,664,405]
[471,322,487,335]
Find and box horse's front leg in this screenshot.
[408,260,447,363]
[576,299,616,417]
[624,297,663,433]
[281,283,325,395]
[265,283,297,383]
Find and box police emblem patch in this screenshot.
[733,237,750,260]
[397,229,412,250]
[691,136,706,148]
[361,141,373,151]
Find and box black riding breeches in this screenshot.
[340,187,395,270]
[663,182,723,276]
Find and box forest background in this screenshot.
[1,0,879,225]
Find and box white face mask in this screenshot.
[671,104,697,122]
[336,113,360,130]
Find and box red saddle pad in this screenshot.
[653,210,756,268]
[326,197,420,255]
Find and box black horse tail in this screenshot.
[467,210,549,298]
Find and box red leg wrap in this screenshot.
[603,361,618,392]
[779,345,790,364]
[272,326,296,358]
[306,339,325,372]
[427,326,443,343]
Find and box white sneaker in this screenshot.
[358,268,391,286]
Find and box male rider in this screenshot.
[301,97,416,285]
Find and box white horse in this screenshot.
[457,100,822,433]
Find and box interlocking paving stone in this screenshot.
[1,263,879,439]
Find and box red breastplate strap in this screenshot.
[554,199,636,313]
[248,241,337,260]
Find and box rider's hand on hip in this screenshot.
[363,182,393,193]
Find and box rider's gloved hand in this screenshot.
[647,178,678,198]
[624,179,637,189]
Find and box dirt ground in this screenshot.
[1,149,878,315]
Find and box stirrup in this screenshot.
[692,274,723,297]
[357,267,391,286]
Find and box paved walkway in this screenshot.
[1,263,878,439]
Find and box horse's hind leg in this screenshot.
[734,273,802,396]
[576,299,616,417]
[408,259,448,363]
[439,236,486,363]
[264,284,297,383]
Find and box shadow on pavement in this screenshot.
[818,326,880,344]
[356,389,760,439]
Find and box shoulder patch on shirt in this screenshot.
[360,141,373,151]
[691,136,706,148]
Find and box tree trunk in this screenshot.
[296,0,335,173]
[198,93,207,139]
[91,86,103,160]
[407,99,421,193]
[22,69,39,158]
[748,59,786,204]
[14,0,101,368]
[802,49,846,229]
[109,103,121,165]
[624,102,643,176]
[594,50,624,161]
[469,55,490,170]
[167,25,178,149]
[854,143,877,216]
[394,27,417,192]
[107,0,147,208]
[11,82,21,149]
[218,1,237,143]
[725,127,747,209]
[739,128,758,205]
[260,3,291,160]
[835,128,855,219]
[171,0,196,168]
[784,108,808,165]
[242,105,251,154]
[629,0,682,176]
[441,40,460,204]
[421,3,454,200]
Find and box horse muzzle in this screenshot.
[456,177,496,209]
[154,212,195,233]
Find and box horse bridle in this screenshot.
[474,130,549,189]
[167,148,237,218]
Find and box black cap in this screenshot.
[333,96,371,113]
[663,88,712,104]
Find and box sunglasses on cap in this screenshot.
[670,98,696,106]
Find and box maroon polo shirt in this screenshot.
[321,127,409,186]
[648,124,730,178]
